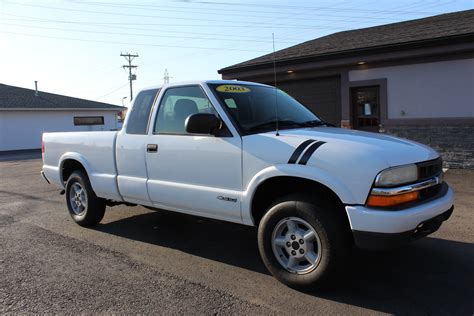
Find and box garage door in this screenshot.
[277,76,341,126]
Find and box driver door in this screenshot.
[145,85,242,223]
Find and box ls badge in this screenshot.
[217,196,238,203]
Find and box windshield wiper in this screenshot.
[248,119,304,132]
[301,120,334,127]
[248,119,333,132]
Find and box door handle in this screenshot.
[147,144,158,153]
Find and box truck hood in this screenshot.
[275,127,438,167]
[241,126,439,204]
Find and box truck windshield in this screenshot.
[208,83,323,134]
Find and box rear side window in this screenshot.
[126,89,159,134]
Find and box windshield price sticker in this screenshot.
[216,85,251,93]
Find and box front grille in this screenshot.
[417,157,442,181]
[419,182,443,202]
[417,158,443,203]
[384,182,447,210]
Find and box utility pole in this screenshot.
[163,69,172,84]
[120,52,138,101]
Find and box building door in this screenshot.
[351,86,380,132]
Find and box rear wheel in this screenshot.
[257,194,351,290]
[65,170,106,226]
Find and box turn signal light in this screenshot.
[367,191,419,207]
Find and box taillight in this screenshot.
[41,139,45,153]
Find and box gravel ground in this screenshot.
[0,152,473,314]
[0,223,271,314]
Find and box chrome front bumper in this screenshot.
[345,185,454,234]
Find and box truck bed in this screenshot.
[42,131,122,201]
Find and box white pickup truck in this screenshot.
[42,80,454,289]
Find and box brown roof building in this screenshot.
[218,10,474,169]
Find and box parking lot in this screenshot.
[1,152,473,314]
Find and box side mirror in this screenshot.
[185,113,221,135]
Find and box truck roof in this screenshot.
[141,80,271,91]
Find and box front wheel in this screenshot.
[257,195,351,290]
[65,170,106,226]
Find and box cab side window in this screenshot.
[126,88,159,135]
[154,86,216,134]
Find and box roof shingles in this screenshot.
[219,9,474,72]
[0,84,124,110]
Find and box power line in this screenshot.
[0,14,312,41]
[208,0,455,57]
[2,1,451,58]
[0,2,322,27]
[121,53,139,102]
[0,15,339,30]
[0,21,303,43]
[62,1,416,22]
[186,1,358,79]
[32,0,447,19]
[152,0,370,64]
[2,2,392,29]
[171,0,449,70]
[0,31,268,52]
[2,0,460,81]
[169,0,435,57]
[2,1,458,31]
[95,83,129,100]
[1,1,449,32]
[176,0,442,14]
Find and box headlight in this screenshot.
[374,164,418,187]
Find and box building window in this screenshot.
[74,116,104,126]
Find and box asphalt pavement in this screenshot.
[0,151,473,314]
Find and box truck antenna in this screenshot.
[272,33,279,136]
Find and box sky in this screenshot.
[0,0,472,107]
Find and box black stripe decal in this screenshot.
[298,141,326,165]
[288,139,316,164]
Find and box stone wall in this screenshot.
[384,125,474,169]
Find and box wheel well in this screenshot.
[61,159,87,183]
[251,176,347,226]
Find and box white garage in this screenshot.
[0,83,124,151]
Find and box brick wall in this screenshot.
[384,125,474,169]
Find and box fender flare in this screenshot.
[241,164,356,225]
[59,152,94,185]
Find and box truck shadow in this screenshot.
[95,208,473,314]
[96,207,266,274]
[323,239,474,314]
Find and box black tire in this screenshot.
[257,194,352,290]
[65,170,106,227]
